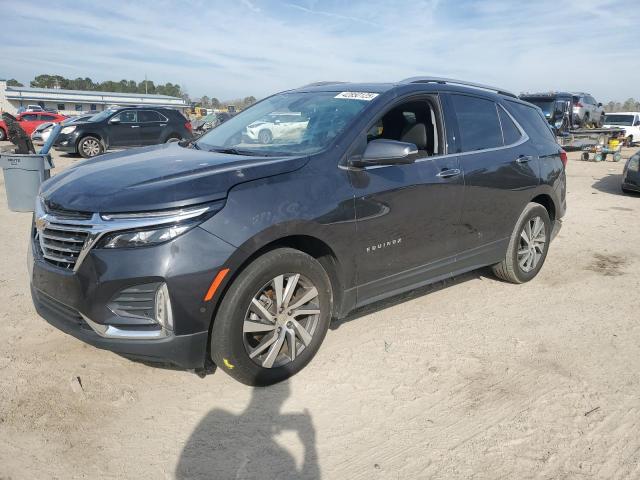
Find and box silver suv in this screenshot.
[572,93,604,127]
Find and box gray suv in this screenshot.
[572,93,604,127]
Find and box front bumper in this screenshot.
[53,132,80,153]
[29,225,237,369]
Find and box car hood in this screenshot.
[40,142,309,213]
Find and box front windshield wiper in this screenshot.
[206,146,271,157]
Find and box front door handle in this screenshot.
[436,168,461,178]
[130,125,140,128]
[516,155,533,163]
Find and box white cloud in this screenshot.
[0,0,638,102]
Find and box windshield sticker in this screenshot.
[334,92,379,101]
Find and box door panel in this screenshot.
[137,110,166,145]
[349,96,464,303]
[351,154,463,297]
[109,110,141,146]
[445,93,540,254]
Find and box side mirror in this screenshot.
[598,103,603,107]
[109,117,121,125]
[635,120,640,126]
[351,139,418,167]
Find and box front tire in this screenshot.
[78,136,103,158]
[258,129,273,144]
[492,203,551,284]
[211,248,332,386]
[0,128,6,141]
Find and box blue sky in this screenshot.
[1,0,638,101]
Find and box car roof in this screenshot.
[288,78,523,102]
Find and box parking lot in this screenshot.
[0,143,639,478]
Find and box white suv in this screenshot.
[572,93,605,127]
[603,112,640,145]
[245,112,309,144]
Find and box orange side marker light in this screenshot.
[204,268,230,301]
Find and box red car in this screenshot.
[0,112,67,141]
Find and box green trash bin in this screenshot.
[0,152,54,212]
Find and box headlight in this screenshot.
[99,222,196,248]
[61,126,77,134]
[97,201,224,249]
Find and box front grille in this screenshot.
[38,222,91,270]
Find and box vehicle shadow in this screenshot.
[175,379,320,480]
[332,270,484,330]
[591,173,629,196]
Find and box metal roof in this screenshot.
[5,85,184,101]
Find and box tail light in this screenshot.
[560,150,568,168]
[185,121,192,133]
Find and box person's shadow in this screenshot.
[176,380,320,480]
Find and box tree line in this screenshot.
[197,95,257,110]
[604,98,640,113]
[10,74,185,98]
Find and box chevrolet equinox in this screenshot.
[30,78,567,386]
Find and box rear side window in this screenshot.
[451,94,502,152]
[21,114,38,121]
[506,101,556,142]
[138,110,166,122]
[498,106,522,145]
[40,115,57,121]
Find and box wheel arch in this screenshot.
[203,233,346,364]
[76,132,106,149]
[530,193,556,222]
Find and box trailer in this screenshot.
[557,127,626,161]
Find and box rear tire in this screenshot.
[0,128,6,141]
[78,136,103,158]
[211,248,332,386]
[492,203,551,284]
[165,135,181,143]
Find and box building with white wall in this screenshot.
[0,80,187,115]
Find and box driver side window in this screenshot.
[366,98,442,157]
[113,111,137,123]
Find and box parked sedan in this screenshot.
[622,150,640,194]
[0,112,67,141]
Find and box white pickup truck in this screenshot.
[603,112,640,145]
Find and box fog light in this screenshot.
[154,283,174,331]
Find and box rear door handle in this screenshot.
[516,155,533,163]
[131,125,140,128]
[159,123,167,127]
[436,168,461,178]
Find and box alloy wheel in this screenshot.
[243,273,320,368]
[82,138,101,157]
[517,216,546,273]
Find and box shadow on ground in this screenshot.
[591,173,627,196]
[176,380,320,480]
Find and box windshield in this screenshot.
[603,114,635,126]
[87,109,116,122]
[196,91,376,156]
[523,99,555,116]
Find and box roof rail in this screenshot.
[400,76,518,98]
[298,81,347,88]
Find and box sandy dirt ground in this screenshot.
[0,142,639,479]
